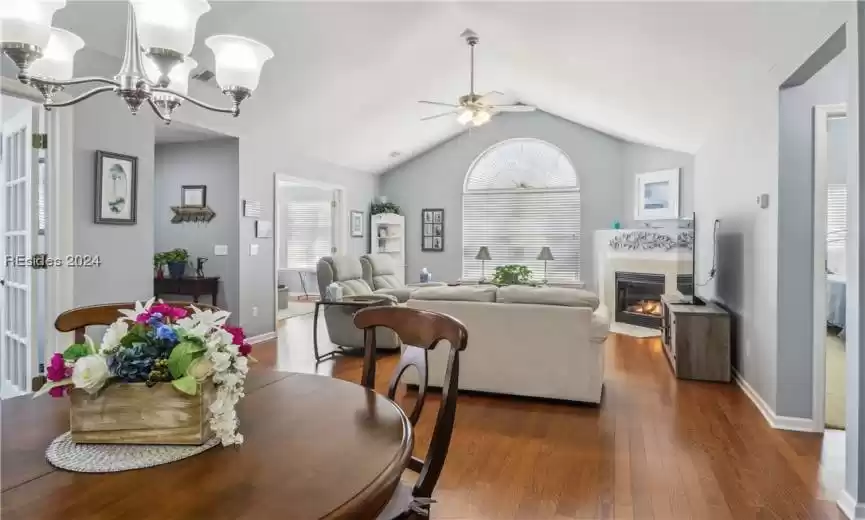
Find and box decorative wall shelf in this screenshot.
[171,206,216,224]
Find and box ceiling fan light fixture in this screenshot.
[471,110,491,126]
[456,108,473,125]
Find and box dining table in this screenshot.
[1,371,413,520]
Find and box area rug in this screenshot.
[609,322,661,338]
[825,332,846,429]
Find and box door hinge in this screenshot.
[330,200,337,208]
[32,254,47,269]
[331,246,337,253]
[32,133,47,149]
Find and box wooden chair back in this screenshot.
[353,306,468,500]
[55,301,217,343]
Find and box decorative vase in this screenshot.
[167,261,186,279]
[69,381,215,445]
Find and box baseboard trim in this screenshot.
[247,331,277,345]
[837,490,865,519]
[732,368,820,433]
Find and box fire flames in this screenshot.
[627,299,661,316]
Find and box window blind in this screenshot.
[281,198,333,270]
[463,189,581,281]
[827,184,847,251]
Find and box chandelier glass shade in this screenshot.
[0,0,273,124]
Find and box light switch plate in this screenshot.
[249,244,259,256]
[214,245,228,256]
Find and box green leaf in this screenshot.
[167,341,205,379]
[32,378,73,398]
[63,344,90,362]
[171,374,198,396]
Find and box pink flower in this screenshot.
[46,353,69,382]
[223,326,246,346]
[135,313,150,324]
[151,304,188,321]
[48,386,66,398]
[239,343,252,357]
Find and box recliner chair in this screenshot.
[360,253,446,303]
[316,255,399,350]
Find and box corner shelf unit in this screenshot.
[370,213,405,284]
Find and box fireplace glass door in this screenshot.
[615,272,665,328]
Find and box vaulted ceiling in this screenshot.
[54,1,844,174]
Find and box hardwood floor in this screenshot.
[255,315,847,520]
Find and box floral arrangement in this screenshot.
[36,299,252,446]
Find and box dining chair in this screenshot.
[353,306,469,520]
[55,301,218,343]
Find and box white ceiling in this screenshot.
[154,120,231,144]
[55,1,844,174]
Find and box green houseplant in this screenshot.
[491,265,533,286]
[159,249,190,279]
[370,201,401,215]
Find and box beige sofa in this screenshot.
[406,285,610,403]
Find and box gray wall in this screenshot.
[377,110,693,287]
[154,139,240,316]
[776,50,848,419]
[622,143,695,228]
[72,93,155,307]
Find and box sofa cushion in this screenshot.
[496,285,599,310]
[330,256,363,282]
[338,278,373,297]
[411,285,497,303]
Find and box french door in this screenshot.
[0,105,40,397]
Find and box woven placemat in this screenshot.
[46,432,220,473]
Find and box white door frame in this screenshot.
[272,172,347,326]
[1,79,75,367]
[812,103,847,432]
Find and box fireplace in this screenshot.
[615,272,664,328]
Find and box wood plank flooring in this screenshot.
[258,315,846,520]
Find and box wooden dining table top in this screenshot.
[1,371,413,520]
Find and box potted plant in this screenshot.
[153,252,166,279]
[161,248,189,279]
[492,264,533,286]
[370,201,401,215]
[35,299,254,446]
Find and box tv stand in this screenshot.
[660,294,731,382]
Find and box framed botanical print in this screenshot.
[421,208,444,251]
[634,168,681,221]
[350,210,364,237]
[95,151,138,225]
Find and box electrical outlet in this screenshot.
[252,306,258,317]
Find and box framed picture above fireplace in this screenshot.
[634,168,680,220]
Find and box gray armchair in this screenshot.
[316,255,399,350]
[360,254,446,303]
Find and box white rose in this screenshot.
[100,320,128,354]
[234,356,249,374]
[71,355,110,394]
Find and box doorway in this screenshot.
[273,175,345,322]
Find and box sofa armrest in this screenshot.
[591,304,611,343]
[407,282,448,287]
[372,288,409,303]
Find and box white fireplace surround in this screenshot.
[594,230,692,325]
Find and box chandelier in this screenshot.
[0,0,274,123]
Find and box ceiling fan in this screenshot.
[419,29,536,126]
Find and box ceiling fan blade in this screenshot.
[418,100,460,108]
[478,90,505,103]
[421,110,460,121]
[492,104,537,112]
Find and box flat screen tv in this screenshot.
[679,212,698,304]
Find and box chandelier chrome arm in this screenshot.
[147,98,171,123]
[152,86,248,117]
[43,85,117,110]
[30,76,121,88]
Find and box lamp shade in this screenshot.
[537,246,555,261]
[145,55,197,95]
[28,27,83,80]
[131,0,211,56]
[206,35,273,91]
[0,0,66,50]
[475,246,491,261]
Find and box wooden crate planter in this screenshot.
[69,381,215,445]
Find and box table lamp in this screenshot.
[475,246,491,282]
[537,247,554,284]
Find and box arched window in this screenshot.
[463,138,580,282]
